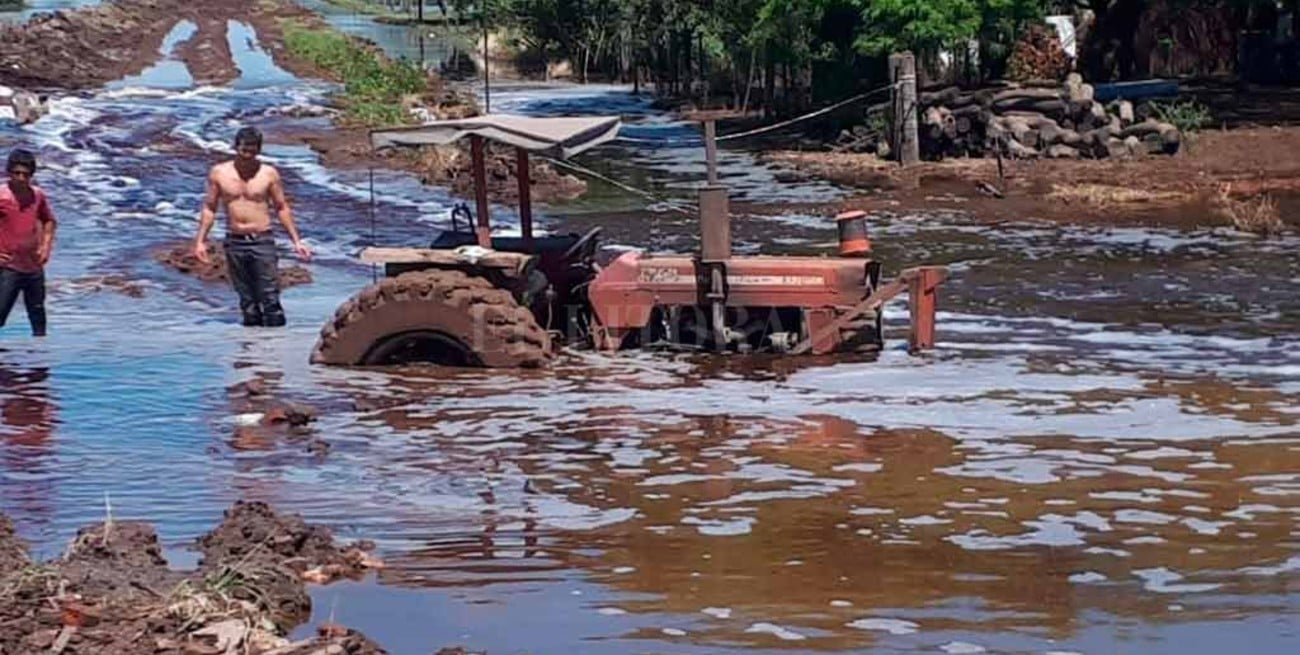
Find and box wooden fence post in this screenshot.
[889,51,919,167]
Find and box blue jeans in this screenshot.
[0,267,46,336]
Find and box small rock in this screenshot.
[317,622,350,640]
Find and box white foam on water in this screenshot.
[1086,488,1159,504]
[1132,568,1221,594]
[1085,547,1132,558]
[701,607,732,619]
[850,507,895,516]
[1069,572,1108,584]
[940,641,988,654]
[680,515,756,536]
[1239,556,1300,576]
[1115,509,1179,525]
[1182,518,1231,536]
[846,618,919,635]
[744,622,807,641]
[596,607,627,616]
[945,516,1086,551]
[900,515,952,526]
[832,462,884,473]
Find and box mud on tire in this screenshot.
[310,270,553,368]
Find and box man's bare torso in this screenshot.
[211,160,279,235]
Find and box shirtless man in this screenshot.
[193,127,311,327]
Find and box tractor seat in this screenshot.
[430,230,583,260]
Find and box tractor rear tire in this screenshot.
[310,270,553,368]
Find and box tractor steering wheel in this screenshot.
[562,226,602,261]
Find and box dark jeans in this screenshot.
[0,267,46,336]
[223,233,285,327]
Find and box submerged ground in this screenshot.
[1,1,1297,654]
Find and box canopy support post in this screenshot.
[516,147,533,246]
[471,134,491,248]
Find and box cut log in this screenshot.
[1117,100,1135,125]
[991,87,1063,105]
[920,86,961,106]
[1158,124,1181,154]
[1119,119,1164,139]
[1123,135,1142,157]
[1057,129,1085,147]
[1007,139,1040,159]
[955,115,972,134]
[1046,144,1080,159]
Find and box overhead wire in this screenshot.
[615,81,900,147]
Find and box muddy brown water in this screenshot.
[1,5,1299,655]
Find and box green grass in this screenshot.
[281,21,429,128]
[1148,98,1213,135]
[323,0,398,17]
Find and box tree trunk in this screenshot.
[763,43,775,118]
[741,47,756,115]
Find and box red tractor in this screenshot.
[310,115,945,368]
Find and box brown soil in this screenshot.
[0,0,320,90]
[765,127,1300,230]
[0,503,389,655]
[0,514,28,573]
[50,275,148,298]
[278,123,589,208]
[155,240,313,288]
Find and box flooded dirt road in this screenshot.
[1,3,1298,654]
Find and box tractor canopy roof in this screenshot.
[369,114,622,159]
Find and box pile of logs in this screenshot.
[914,73,1183,161]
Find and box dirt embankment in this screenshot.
[2,0,592,208]
[0,0,320,90]
[767,126,1300,232]
[0,501,389,655]
[295,128,589,206]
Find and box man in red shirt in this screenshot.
[0,149,57,337]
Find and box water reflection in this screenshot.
[0,361,58,536]
[0,7,1296,653]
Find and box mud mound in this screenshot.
[0,514,28,572]
[197,501,381,583]
[413,142,588,205]
[52,274,147,298]
[156,240,313,288]
[0,0,183,89]
[58,521,189,606]
[0,505,394,655]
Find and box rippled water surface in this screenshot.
[1,8,1298,655]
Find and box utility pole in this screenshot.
[482,2,490,113]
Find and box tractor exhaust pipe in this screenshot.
[699,120,731,262]
[699,120,731,352]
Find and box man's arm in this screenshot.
[269,167,310,260]
[193,168,220,263]
[36,191,57,266]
